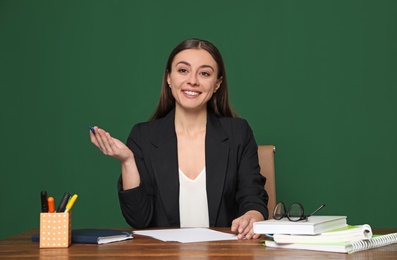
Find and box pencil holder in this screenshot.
[39,212,72,248]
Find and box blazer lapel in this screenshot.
[150,110,180,226]
[205,113,230,226]
[149,110,230,227]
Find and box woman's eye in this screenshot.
[200,71,211,77]
[178,68,188,73]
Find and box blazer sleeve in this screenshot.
[117,123,154,228]
[234,119,269,220]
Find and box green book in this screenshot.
[272,224,372,243]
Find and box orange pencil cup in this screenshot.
[39,212,72,248]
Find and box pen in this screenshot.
[88,126,96,135]
[40,191,48,212]
[47,197,55,213]
[64,194,78,213]
[57,192,71,212]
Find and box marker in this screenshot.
[57,192,71,212]
[64,194,78,213]
[47,197,55,213]
[88,126,96,135]
[40,191,48,212]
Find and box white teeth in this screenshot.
[184,91,199,96]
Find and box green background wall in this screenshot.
[1,0,396,239]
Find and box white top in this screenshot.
[179,167,209,228]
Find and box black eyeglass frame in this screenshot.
[273,202,326,222]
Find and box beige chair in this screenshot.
[258,145,276,219]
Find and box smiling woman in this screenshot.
[167,49,222,114]
[152,39,236,120]
[89,38,269,240]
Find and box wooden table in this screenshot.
[1,228,397,259]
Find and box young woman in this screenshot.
[90,38,269,239]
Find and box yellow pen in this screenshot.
[64,194,78,213]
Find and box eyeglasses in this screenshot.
[273,202,326,222]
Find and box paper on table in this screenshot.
[134,228,237,243]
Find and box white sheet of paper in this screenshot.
[134,228,237,243]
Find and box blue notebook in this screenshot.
[32,229,133,244]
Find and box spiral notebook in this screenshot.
[264,233,397,254]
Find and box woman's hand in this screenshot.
[231,210,264,240]
[89,126,140,189]
[89,126,133,162]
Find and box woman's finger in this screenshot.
[238,216,257,239]
[95,128,111,153]
[89,130,99,146]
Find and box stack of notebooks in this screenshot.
[253,216,397,254]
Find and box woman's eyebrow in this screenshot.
[176,61,215,72]
[176,61,190,67]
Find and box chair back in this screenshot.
[257,145,276,219]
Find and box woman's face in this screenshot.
[167,49,222,113]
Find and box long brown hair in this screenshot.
[149,38,237,120]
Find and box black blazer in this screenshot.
[118,109,268,228]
